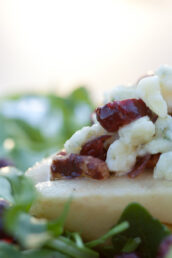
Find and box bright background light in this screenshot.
[0,0,172,101]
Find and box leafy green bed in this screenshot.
[0,87,93,170]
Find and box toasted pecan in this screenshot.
[51,152,110,180]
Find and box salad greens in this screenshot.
[0,87,94,170]
[112,203,170,257]
[0,167,170,257]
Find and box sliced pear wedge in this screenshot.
[26,157,172,241]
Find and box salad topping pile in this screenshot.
[51,65,172,181]
[1,68,172,257]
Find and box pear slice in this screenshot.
[26,157,172,241]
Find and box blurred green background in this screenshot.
[0,88,94,171]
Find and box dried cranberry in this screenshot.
[96,99,156,132]
[128,155,151,178]
[51,152,110,180]
[114,253,140,258]
[146,153,160,169]
[157,235,172,258]
[80,135,111,161]
[0,159,13,169]
[128,154,160,178]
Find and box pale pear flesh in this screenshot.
[26,157,172,241]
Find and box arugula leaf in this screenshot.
[86,221,129,248]
[23,248,69,258]
[0,177,14,203]
[0,242,22,258]
[0,87,94,170]
[122,237,141,253]
[47,236,98,258]
[0,242,69,258]
[66,232,85,248]
[5,209,51,248]
[0,167,36,210]
[112,203,171,258]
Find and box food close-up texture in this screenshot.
[2,1,172,257]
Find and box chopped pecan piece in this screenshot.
[51,152,110,180]
[80,135,111,161]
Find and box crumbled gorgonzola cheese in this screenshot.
[137,76,167,118]
[106,117,155,175]
[141,138,172,155]
[156,65,172,112]
[64,123,107,154]
[154,152,172,180]
[140,116,172,155]
[119,116,155,146]
[103,85,138,104]
[106,139,137,175]
[155,115,172,140]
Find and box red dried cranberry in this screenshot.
[157,235,172,258]
[146,153,160,169]
[128,155,151,178]
[128,154,160,178]
[114,252,140,258]
[96,99,156,132]
[51,152,110,180]
[80,135,111,161]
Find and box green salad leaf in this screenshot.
[0,87,94,170]
[0,242,22,258]
[0,167,36,209]
[86,221,129,248]
[112,203,171,258]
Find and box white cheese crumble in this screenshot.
[140,116,172,155]
[103,85,138,104]
[119,116,155,146]
[141,138,172,155]
[137,75,167,118]
[156,65,172,112]
[106,139,137,175]
[155,115,172,140]
[154,152,172,180]
[106,117,155,175]
[64,123,107,154]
